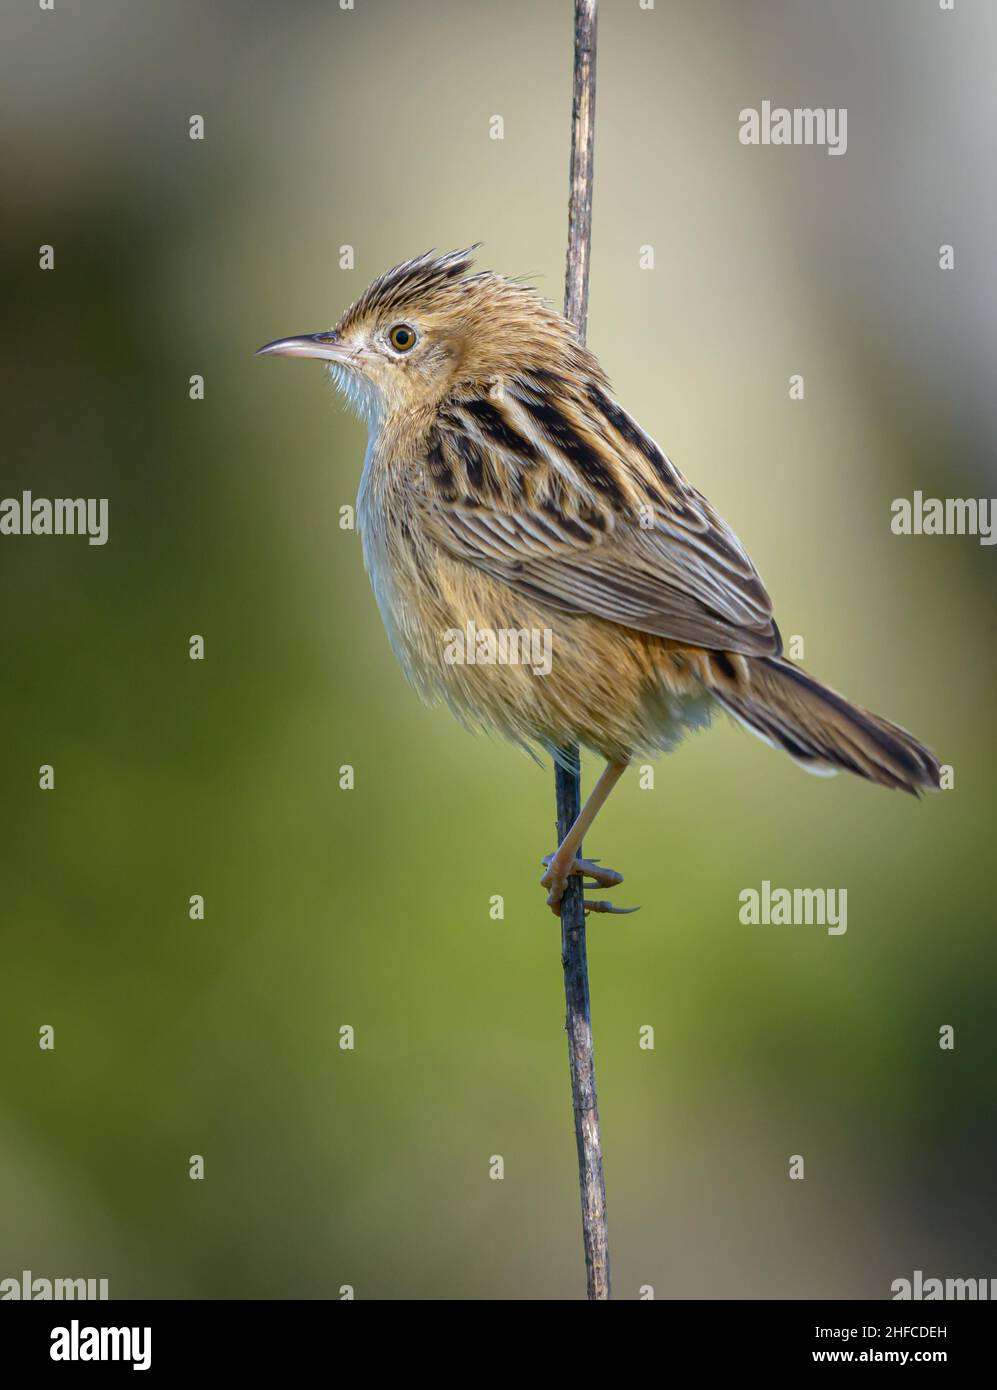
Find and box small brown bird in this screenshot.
[258,248,940,915]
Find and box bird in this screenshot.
[257,247,940,916]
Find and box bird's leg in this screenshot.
[540,759,635,916]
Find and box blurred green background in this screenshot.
[2,0,995,1299]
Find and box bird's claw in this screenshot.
[540,854,635,917]
[541,854,622,888]
[583,900,640,915]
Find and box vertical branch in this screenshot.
[558,0,609,1302]
[564,0,598,337]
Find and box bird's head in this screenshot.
[256,247,601,425]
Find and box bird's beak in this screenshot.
[255,332,349,362]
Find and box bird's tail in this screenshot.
[713,656,941,795]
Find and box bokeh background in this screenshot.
[2,0,995,1300]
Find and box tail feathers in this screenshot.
[713,656,941,795]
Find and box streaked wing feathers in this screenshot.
[419,374,780,658]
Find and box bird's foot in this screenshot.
[540,854,638,917]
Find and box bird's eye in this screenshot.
[388,323,417,352]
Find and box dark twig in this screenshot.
[557,0,609,1302]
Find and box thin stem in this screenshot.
[564,0,598,337]
[559,0,609,1302]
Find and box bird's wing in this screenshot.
[416,375,780,658]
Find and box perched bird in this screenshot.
[258,248,940,915]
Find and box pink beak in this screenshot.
[255,332,349,362]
